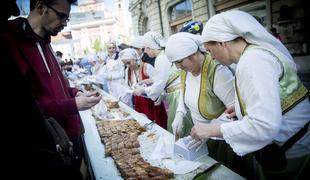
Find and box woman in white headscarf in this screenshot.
[196,10,310,179]
[131,36,155,67]
[133,31,181,130]
[165,32,250,176]
[130,36,144,57]
[120,48,167,122]
[119,48,143,85]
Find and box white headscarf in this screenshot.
[142,31,166,50]
[131,36,144,49]
[201,10,297,70]
[119,48,139,61]
[165,32,206,62]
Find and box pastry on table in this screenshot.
[105,100,120,109]
[95,119,173,179]
[84,84,95,91]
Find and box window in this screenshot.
[238,1,267,27]
[170,0,192,21]
[169,0,193,34]
[214,0,267,27]
[139,17,149,35]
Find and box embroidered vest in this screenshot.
[165,63,181,93]
[181,54,226,120]
[236,45,309,116]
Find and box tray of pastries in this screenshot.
[96,119,174,179]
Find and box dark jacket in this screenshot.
[2,17,81,139]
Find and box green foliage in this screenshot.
[93,38,102,53]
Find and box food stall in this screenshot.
[79,88,245,180]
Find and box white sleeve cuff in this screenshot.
[220,122,246,156]
[144,87,156,101]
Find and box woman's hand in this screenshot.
[133,88,146,96]
[190,122,222,140]
[225,105,236,119]
[138,79,153,86]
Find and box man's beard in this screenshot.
[46,27,62,36]
[49,30,60,36]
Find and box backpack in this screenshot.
[45,117,73,165]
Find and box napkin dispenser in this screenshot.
[174,137,208,161]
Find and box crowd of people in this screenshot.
[1,0,309,179]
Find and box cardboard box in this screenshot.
[174,137,208,161]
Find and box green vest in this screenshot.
[236,45,309,116]
[165,64,181,93]
[181,54,226,120]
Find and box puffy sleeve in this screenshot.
[144,63,155,77]
[176,88,187,114]
[145,55,171,100]
[220,49,283,156]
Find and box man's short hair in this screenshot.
[30,0,77,11]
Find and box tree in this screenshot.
[92,38,102,53]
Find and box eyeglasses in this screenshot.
[46,4,70,22]
[173,52,197,64]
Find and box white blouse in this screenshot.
[221,48,310,158]
[176,65,235,124]
[145,53,172,100]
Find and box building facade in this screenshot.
[129,0,309,85]
[52,0,131,59]
[129,0,209,36]
[129,0,309,56]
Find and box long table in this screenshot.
[80,91,245,180]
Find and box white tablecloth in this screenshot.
[80,90,245,180]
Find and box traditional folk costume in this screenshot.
[167,32,260,178]
[165,32,249,176]
[178,55,235,135]
[99,53,125,99]
[165,33,235,134]
[143,51,179,130]
[120,48,168,129]
[180,56,250,176]
[128,62,167,129]
[142,32,181,130]
[202,10,310,179]
[165,63,181,133]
